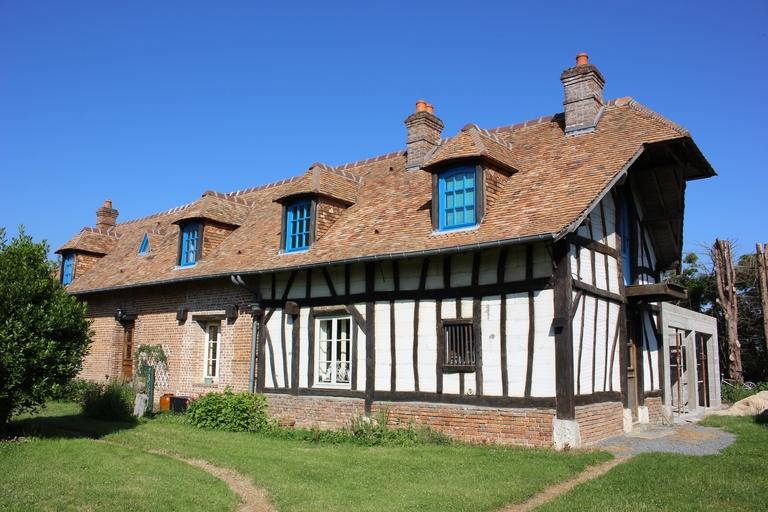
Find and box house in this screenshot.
[58,54,720,448]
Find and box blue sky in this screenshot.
[1,1,766,261]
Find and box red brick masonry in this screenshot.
[266,394,625,447]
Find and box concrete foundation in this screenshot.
[622,408,633,433]
[637,405,650,424]
[552,418,582,450]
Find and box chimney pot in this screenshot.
[576,53,589,66]
[426,103,434,114]
[415,99,428,113]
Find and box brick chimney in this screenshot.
[404,100,444,171]
[96,199,118,230]
[560,53,606,135]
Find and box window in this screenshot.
[316,316,351,387]
[438,167,476,230]
[204,323,220,380]
[179,222,201,266]
[285,200,311,252]
[138,233,150,255]
[61,253,75,285]
[443,320,475,372]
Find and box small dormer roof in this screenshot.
[56,227,121,255]
[171,192,251,227]
[422,124,522,173]
[272,163,362,206]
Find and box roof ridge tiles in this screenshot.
[332,150,405,171]
[81,226,122,238]
[622,97,690,137]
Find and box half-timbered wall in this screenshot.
[568,194,623,400]
[259,244,559,406]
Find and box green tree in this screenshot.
[0,227,92,427]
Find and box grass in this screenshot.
[536,415,768,512]
[5,402,611,512]
[0,432,237,512]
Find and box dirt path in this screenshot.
[99,440,275,512]
[497,457,627,512]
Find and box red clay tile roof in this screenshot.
[423,124,521,172]
[171,192,251,227]
[273,164,362,205]
[57,227,121,255]
[63,97,713,294]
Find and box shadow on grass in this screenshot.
[9,409,139,440]
[755,410,768,425]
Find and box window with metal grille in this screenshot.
[438,167,476,230]
[285,200,311,252]
[179,222,201,266]
[61,253,75,285]
[443,320,475,372]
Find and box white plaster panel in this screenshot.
[375,261,395,292]
[374,302,391,391]
[478,248,501,286]
[505,292,530,397]
[398,258,421,291]
[451,252,473,288]
[530,289,556,397]
[533,243,551,279]
[481,296,503,396]
[504,245,526,282]
[417,300,438,392]
[393,300,415,391]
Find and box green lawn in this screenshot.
[5,402,610,512]
[0,433,237,512]
[536,415,768,512]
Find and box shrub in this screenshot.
[51,378,98,402]
[187,388,270,432]
[81,380,136,422]
[722,381,768,404]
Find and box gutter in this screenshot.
[69,232,556,296]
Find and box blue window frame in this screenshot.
[618,199,632,285]
[138,233,150,255]
[179,222,201,266]
[438,167,476,230]
[61,253,75,285]
[285,201,311,252]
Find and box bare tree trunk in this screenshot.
[712,239,742,381]
[757,243,768,350]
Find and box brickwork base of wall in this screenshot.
[575,401,624,444]
[267,394,623,447]
[646,396,664,423]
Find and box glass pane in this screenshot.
[455,191,464,207]
[465,208,475,224]
[446,177,455,192]
[318,361,332,383]
[464,173,475,188]
[446,210,454,226]
[319,319,331,341]
[455,209,464,225]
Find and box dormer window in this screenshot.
[138,233,150,255]
[285,200,311,252]
[179,222,201,267]
[438,166,477,231]
[61,253,75,285]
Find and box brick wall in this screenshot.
[75,252,102,280]
[575,401,623,444]
[79,280,255,396]
[646,396,663,423]
[265,394,556,447]
[203,222,235,257]
[315,199,346,240]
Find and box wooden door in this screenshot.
[121,323,134,379]
[696,333,710,408]
[669,331,688,414]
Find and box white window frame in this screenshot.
[203,322,221,380]
[314,315,352,389]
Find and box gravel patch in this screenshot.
[598,423,736,457]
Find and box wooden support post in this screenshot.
[364,262,376,413]
[553,240,575,420]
